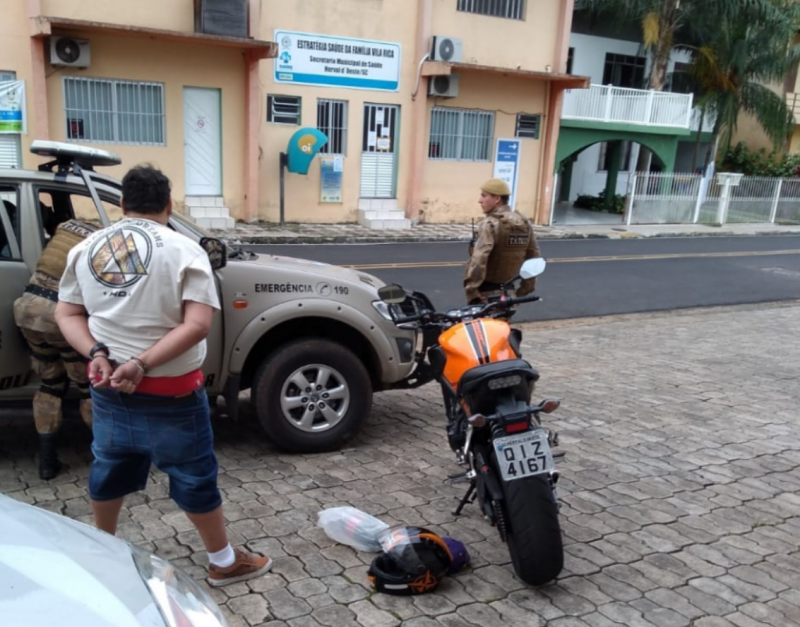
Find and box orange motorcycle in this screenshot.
[377,258,563,585]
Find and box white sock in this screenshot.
[208,543,235,568]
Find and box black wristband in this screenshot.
[89,342,109,360]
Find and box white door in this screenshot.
[0,71,21,169]
[183,87,222,196]
[360,104,399,199]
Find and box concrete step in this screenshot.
[358,198,399,212]
[186,206,231,219]
[195,216,236,230]
[185,196,225,207]
[357,209,411,230]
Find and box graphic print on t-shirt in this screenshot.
[88,225,152,288]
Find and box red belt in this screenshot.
[88,365,205,397]
[135,369,205,397]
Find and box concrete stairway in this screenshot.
[183,196,235,230]
[357,199,411,230]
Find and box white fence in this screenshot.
[625,172,800,225]
[562,84,695,129]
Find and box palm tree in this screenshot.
[681,1,800,167]
[575,0,786,90]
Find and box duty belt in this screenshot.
[25,284,59,302]
[479,281,505,292]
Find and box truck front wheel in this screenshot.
[251,339,373,453]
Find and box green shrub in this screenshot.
[572,190,626,214]
[720,142,800,178]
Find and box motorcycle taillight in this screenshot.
[504,420,530,434]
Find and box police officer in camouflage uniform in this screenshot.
[13,216,99,479]
[464,179,542,304]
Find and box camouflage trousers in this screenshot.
[19,328,92,434]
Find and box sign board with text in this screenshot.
[274,30,401,92]
[493,139,521,210]
[0,81,26,133]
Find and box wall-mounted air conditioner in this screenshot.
[429,74,460,98]
[431,36,463,63]
[49,37,91,69]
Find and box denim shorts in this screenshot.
[88,387,222,514]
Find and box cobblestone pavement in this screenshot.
[3,302,800,626]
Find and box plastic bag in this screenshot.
[317,506,390,552]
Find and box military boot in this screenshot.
[38,433,63,481]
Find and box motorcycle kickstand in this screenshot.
[453,479,477,517]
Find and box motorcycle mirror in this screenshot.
[520,257,547,279]
[377,284,407,304]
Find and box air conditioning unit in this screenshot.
[428,74,459,98]
[431,36,463,63]
[194,0,248,38]
[50,37,91,68]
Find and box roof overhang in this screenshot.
[422,61,590,89]
[30,16,277,59]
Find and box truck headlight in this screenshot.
[372,300,405,321]
[131,544,229,627]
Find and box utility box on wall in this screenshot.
[194,0,248,38]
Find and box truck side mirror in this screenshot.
[199,237,227,270]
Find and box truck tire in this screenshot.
[251,339,373,453]
[501,471,564,585]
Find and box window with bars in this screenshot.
[267,95,302,125]
[63,77,165,145]
[317,99,348,154]
[516,114,541,139]
[428,107,494,161]
[457,0,526,20]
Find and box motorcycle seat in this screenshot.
[457,359,539,397]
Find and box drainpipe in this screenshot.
[536,0,574,225]
[406,0,433,222]
[26,0,50,146]
[243,0,262,223]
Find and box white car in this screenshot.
[0,493,228,627]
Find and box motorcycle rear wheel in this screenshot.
[499,469,564,585]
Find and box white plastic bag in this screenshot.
[317,506,390,552]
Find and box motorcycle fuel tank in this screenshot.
[439,318,517,387]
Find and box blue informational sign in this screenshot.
[320,155,343,203]
[493,139,521,210]
[286,128,328,174]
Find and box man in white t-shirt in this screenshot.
[55,164,271,588]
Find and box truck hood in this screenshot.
[0,494,162,627]
[225,252,385,289]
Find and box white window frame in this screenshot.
[62,76,166,146]
[456,0,526,20]
[317,99,348,155]
[429,107,495,162]
[267,94,302,125]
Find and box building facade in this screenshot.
[0,0,587,227]
[553,17,714,220]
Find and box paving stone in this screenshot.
[264,589,313,621]
[348,600,401,627]
[227,594,271,626]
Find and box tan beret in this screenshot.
[480,178,511,196]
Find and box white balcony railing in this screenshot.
[562,84,695,129]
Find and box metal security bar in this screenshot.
[317,99,348,154]
[625,172,800,225]
[429,108,494,161]
[63,77,165,145]
[457,0,526,20]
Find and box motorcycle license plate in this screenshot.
[493,429,555,482]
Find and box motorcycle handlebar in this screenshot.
[392,294,541,326]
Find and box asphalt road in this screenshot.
[247,236,800,322]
